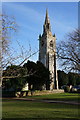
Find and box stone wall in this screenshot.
[28,90,64,96]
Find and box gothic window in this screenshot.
[50,40,53,47]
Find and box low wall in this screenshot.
[28,89,64,96]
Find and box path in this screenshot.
[10,97,80,105]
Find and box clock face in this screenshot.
[50,40,53,47]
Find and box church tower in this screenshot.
[39,9,58,90]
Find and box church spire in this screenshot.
[44,9,51,33]
[45,9,50,24]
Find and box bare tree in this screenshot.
[1,14,17,53]
[0,14,18,85]
[0,14,18,69]
[0,14,38,84]
[1,14,38,70]
[57,29,80,72]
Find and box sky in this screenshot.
[2,2,78,68]
[1,0,79,2]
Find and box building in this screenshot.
[39,9,58,90]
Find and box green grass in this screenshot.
[26,93,80,102]
[2,93,80,119]
[2,99,80,119]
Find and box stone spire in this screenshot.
[45,9,50,24]
[43,9,51,33]
[39,9,59,90]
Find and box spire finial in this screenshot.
[45,8,50,24]
[46,8,48,18]
[43,9,51,33]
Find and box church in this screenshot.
[39,9,58,90]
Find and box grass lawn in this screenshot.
[26,92,80,102]
[2,93,80,119]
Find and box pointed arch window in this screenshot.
[50,40,53,47]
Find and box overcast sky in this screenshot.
[2,2,78,68]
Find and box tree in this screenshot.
[1,13,38,70]
[1,14,17,54]
[1,13,38,88]
[36,61,50,90]
[57,70,69,88]
[0,13,18,86]
[76,74,80,85]
[23,60,50,90]
[3,61,50,91]
[57,29,80,72]
[68,72,76,86]
[2,65,28,91]
[0,14,18,70]
[57,70,80,88]
[68,72,80,86]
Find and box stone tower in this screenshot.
[39,9,58,90]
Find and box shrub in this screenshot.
[64,86,70,93]
[77,89,80,93]
[2,91,16,97]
